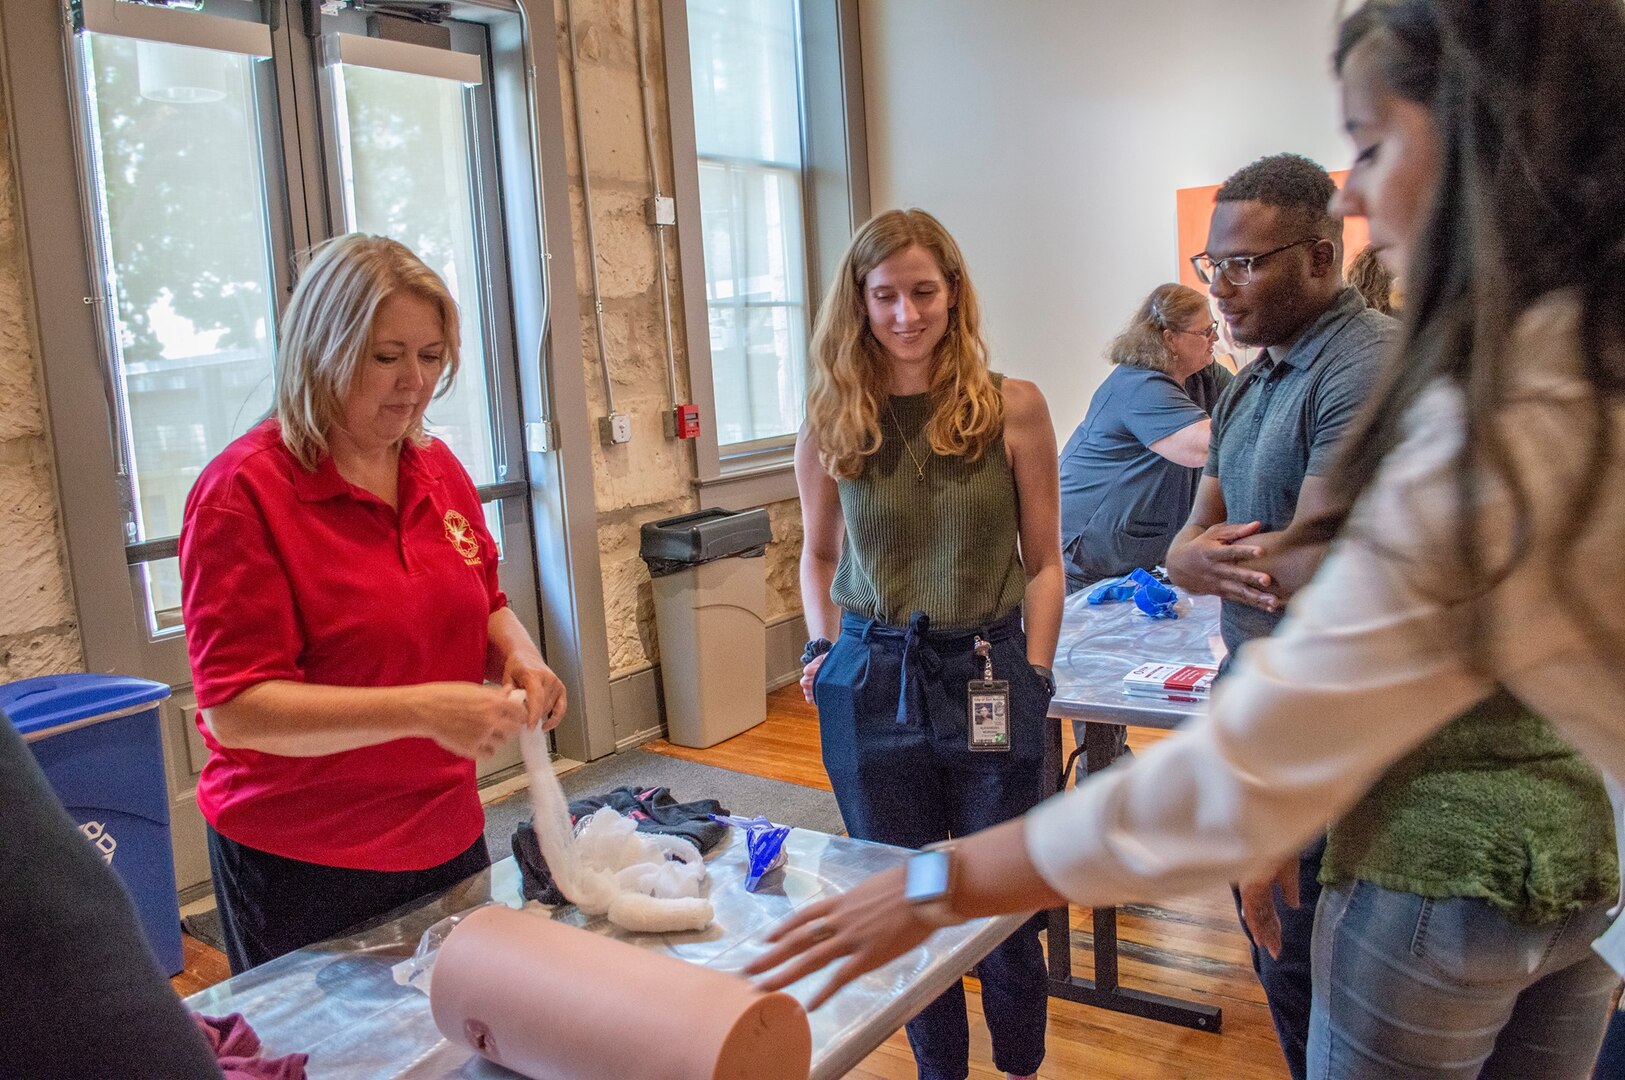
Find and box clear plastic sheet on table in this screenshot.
[187,830,1027,1080]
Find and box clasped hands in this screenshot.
[1166,520,1325,613]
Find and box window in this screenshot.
[664,0,868,508]
[688,0,809,451]
[75,27,281,633]
[327,38,508,545]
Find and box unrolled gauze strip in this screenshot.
[429,905,812,1080]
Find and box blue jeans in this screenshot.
[1309,881,1617,1079]
[815,608,1050,1080]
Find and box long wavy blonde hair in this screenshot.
[806,209,1002,479]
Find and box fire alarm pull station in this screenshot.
[671,403,701,440]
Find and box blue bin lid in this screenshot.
[1,674,172,737]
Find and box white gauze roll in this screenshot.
[516,704,713,931]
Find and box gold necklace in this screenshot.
[887,400,928,483]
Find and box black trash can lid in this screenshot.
[0,674,171,737]
[639,507,773,568]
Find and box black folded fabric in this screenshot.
[510,785,730,905]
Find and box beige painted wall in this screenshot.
[859,0,1349,442]
[0,66,85,683]
[0,2,803,695]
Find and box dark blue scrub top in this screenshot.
[1058,362,1232,589]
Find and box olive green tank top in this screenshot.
[1321,689,1618,924]
[829,384,1028,630]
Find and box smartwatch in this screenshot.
[1031,663,1055,698]
[904,842,960,926]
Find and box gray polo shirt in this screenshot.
[1206,287,1396,654]
[1059,362,1232,589]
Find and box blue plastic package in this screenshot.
[711,814,791,891]
[1128,568,1179,619]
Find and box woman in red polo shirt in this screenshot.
[178,234,565,973]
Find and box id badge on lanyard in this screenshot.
[967,635,1011,752]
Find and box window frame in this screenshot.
[663,0,869,511]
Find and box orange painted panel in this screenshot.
[1175,169,1369,288]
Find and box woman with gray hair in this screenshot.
[178,233,564,973]
[1057,282,1233,592]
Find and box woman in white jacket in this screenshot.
[751,0,1625,1026]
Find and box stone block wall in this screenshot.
[0,83,86,682]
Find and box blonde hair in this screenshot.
[806,209,1001,479]
[1106,283,1209,372]
[1346,244,1396,315]
[274,234,461,470]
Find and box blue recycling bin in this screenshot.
[0,673,183,976]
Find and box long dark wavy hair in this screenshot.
[1311,0,1625,665]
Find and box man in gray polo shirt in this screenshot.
[1167,153,1396,1080]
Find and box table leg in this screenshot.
[1042,718,1222,1032]
[1081,723,1121,994]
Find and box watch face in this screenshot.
[905,849,951,903]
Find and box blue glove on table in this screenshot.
[1085,575,1138,605]
[1128,568,1179,619]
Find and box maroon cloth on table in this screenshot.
[193,1013,308,1080]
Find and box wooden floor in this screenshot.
[172,685,1289,1079]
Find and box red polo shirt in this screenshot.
[179,420,505,870]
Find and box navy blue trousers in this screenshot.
[815,608,1049,1080]
[1231,835,1326,1080]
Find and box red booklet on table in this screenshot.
[1122,662,1217,702]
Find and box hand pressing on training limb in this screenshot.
[747,817,1066,1009]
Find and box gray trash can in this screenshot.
[640,508,773,748]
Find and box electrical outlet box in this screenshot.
[645,196,676,227]
[671,403,700,439]
[600,412,633,445]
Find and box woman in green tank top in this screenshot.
[793,209,1063,1080]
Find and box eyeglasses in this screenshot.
[1173,321,1219,340]
[1190,238,1319,287]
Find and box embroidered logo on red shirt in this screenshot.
[443,509,482,564]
